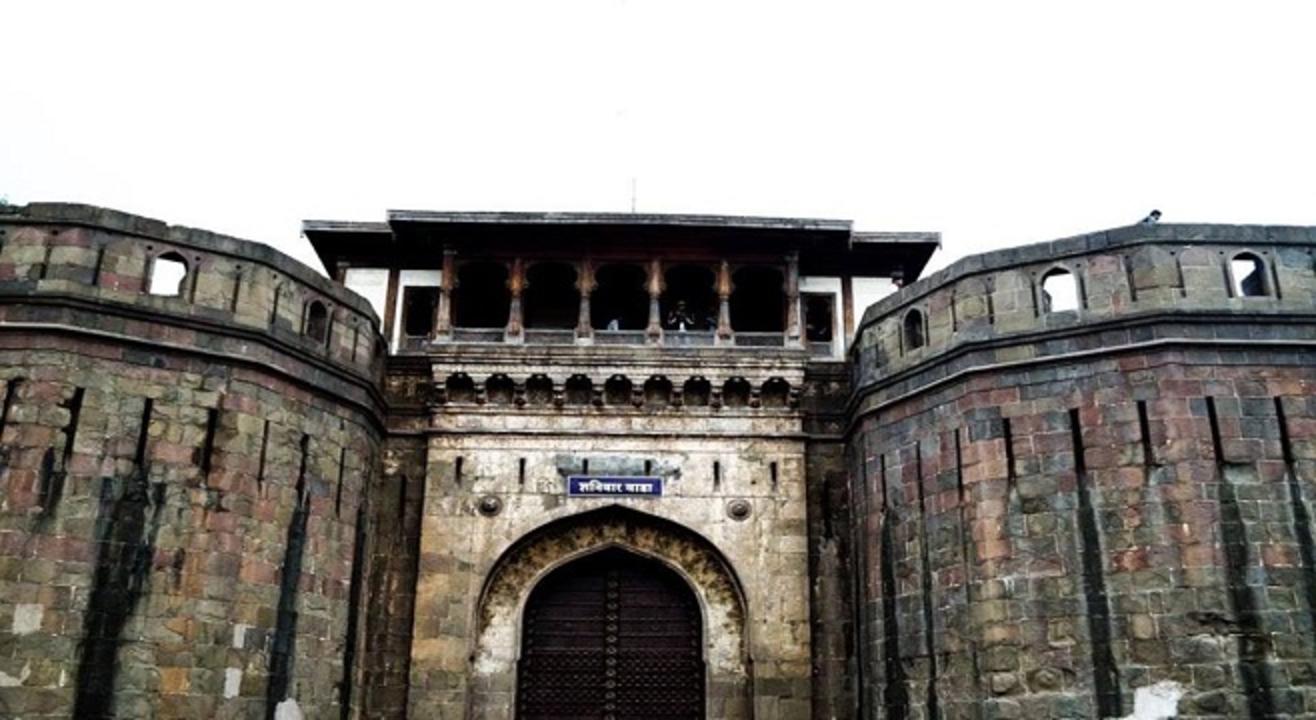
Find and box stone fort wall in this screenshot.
[0,204,386,719]
[3,200,1315,720]
[848,224,1316,718]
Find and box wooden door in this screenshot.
[517,549,704,720]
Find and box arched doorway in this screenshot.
[517,548,704,719]
[470,507,752,719]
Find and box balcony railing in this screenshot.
[663,330,716,347]
[524,329,577,345]
[452,328,505,343]
[399,327,809,352]
[595,330,648,345]
[733,332,785,348]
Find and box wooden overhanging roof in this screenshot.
[304,210,940,280]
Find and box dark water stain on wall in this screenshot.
[73,398,165,719]
[266,433,312,720]
[1207,397,1277,719]
[1069,408,1122,718]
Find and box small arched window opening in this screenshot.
[761,378,791,408]
[592,264,649,330]
[661,265,717,332]
[525,375,554,405]
[722,377,751,408]
[731,266,785,332]
[304,301,329,343]
[683,377,711,407]
[1230,253,1269,297]
[643,376,672,407]
[453,261,511,328]
[903,309,925,351]
[446,373,475,404]
[564,375,593,405]
[524,263,579,329]
[1040,268,1080,313]
[604,375,633,406]
[147,252,189,296]
[486,374,515,405]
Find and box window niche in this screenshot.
[902,309,925,351]
[761,378,791,408]
[525,375,555,405]
[147,252,189,297]
[304,300,330,343]
[682,377,711,407]
[722,377,751,408]
[486,374,515,405]
[1040,268,1080,313]
[643,376,673,407]
[564,375,594,405]
[446,373,476,403]
[1230,253,1269,297]
[604,376,633,406]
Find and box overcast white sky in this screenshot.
[3,1,1313,275]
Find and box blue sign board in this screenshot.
[566,475,663,497]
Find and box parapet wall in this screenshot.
[852,223,1316,401]
[0,203,385,394]
[0,204,386,719]
[847,224,1316,719]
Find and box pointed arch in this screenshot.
[469,505,752,719]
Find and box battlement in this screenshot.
[852,223,1316,397]
[0,203,386,401]
[0,203,387,718]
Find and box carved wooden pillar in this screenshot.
[715,259,734,343]
[505,258,525,341]
[433,249,456,341]
[576,258,596,342]
[784,252,803,346]
[645,258,663,343]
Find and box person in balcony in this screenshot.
[665,300,696,331]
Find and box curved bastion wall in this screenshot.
[0,204,386,719]
[847,224,1316,718]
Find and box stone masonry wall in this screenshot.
[0,205,385,720]
[802,362,857,720]
[407,347,814,719]
[848,225,1316,719]
[358,431,426,719]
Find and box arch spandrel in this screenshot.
[469,505,753,719]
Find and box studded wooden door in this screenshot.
[517,549,705,720]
